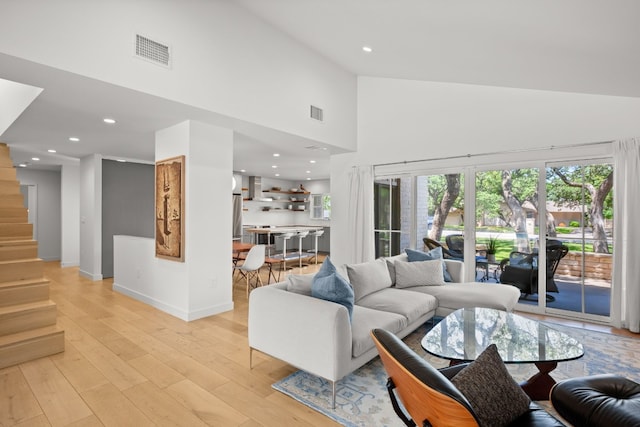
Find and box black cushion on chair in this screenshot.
[551,374,640,427]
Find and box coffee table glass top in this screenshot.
[421,307,584,363]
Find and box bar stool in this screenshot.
[275,232,295,274]
[295,230,309,269]
[309,229,324,264]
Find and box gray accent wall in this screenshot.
[16,169,62,261]
[102,160,154,278]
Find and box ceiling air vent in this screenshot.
[135,34,171,68]
[310,105,324,122]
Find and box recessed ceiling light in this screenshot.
[309,160,316,163]
[272,165,278,169]
[240,169,246,173]
[275,173,280,177]
[306,170,311,174]
[69,137,80,142]
[116,159,126,163]
[32,157,40,161]
[273,153,280,157]
[362,46,373,53]
[48,149,56,153]
[103,118,116,124]
[306,177,311,180]
[18,164,27,168]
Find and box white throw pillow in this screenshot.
[394,260,445,288]
[347,258,392,301]
[286,274,315,296]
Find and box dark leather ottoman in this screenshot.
[550,374,640,427]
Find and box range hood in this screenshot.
[248,176,262,200]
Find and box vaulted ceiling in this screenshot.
[2,0,639,178]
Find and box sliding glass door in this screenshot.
[544,162,613,317]
[474,168,539,283]
[374,153,614,322]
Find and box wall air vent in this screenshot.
[310,105,324,122]
[135,34,171,68]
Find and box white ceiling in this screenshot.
[2,0,640,179]
[238,0,640,97]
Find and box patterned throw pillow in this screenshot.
[311,257,355,321]
[405,247,452,282]
[451,344,531,427]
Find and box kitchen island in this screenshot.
[245,225,327,270]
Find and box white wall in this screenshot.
[0,0,356,152]
[61,163,80,267]
[330,77,640,265]
[0,79,42,135]
[16,168,61,261]
[114,120,234,320]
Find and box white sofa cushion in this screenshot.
[406,247,453,282]
[351,305,407,358]
[357,288,438,324]
[407,282,521,316]
[395,259,445,288]
[347,258,393,302]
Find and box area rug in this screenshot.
[272,321,640,427]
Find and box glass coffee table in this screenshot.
[421,307,584,400]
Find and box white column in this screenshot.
[61,163,80,267]
[155,120,234,320]
[79,154,102,280]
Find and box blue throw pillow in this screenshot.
[312,257,355,321]
[405,247,452,282]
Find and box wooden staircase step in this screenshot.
[0,278,50,307]
[0,258,43,282]
[0,144,64,368]
[0,194,24,208]
[0,240,38,261]
[0,180,20,195]
[0,206,28,223]
[0,167,17,181]
[0,143,9,157]
[0,325,64,369]
[0,300,58,336]
[0,223,33,241]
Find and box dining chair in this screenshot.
[234,244,266,298]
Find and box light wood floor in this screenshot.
[1,260,636,426]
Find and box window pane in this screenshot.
[374,177,412,257]
[475,168,538,282]
[421,173,464,256]
[545,163,613,316]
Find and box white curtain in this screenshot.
[613,138,640,332]
[347,165,375,263]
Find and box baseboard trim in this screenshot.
[79,270,103,281]
[112,283,232,321]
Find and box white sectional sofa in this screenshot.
[248,253,520,406]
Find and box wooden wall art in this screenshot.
[155,155,185,261]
